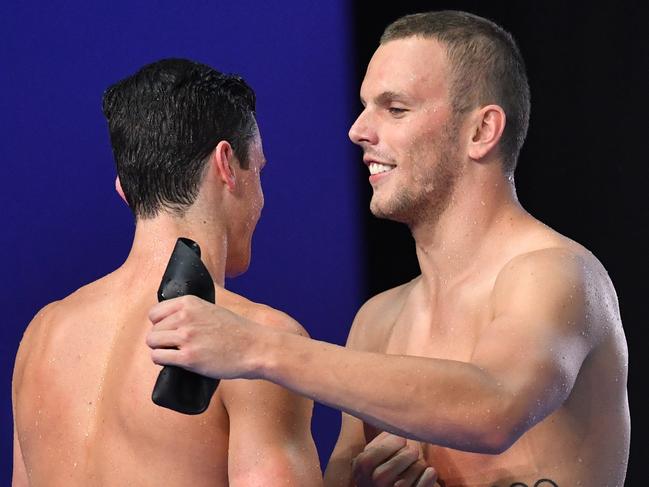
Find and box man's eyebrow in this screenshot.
[360,91,413,106]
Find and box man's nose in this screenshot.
[348,109,377,146]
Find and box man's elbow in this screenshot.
[471,399,529,455]
[438,396,526,455]
[472,427,519,455]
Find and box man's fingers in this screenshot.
[148,297,187,324]
[365,431,406,450]
[362,431,407,465]
[393,459,428,487]
[415,467,438,487]
[367,445,419,485]
[353,432,414,485]
[151,347,184,367]
[146,329,182,350]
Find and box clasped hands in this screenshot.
[146,296,440,486]
[352,432,439,487]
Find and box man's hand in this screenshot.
[146,295,265,380]
[352,432,438,487]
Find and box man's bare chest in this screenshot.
[383,280,494,361]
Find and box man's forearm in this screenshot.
[256,331,514,453]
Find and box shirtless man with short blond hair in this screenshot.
[144,12,630,487]
[12,58,322,486]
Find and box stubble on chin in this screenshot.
[369,110,464,226]
[370,150,460,226]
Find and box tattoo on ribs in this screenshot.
[491,480,558,487]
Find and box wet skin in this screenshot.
[323,37,630,486]
[12,272,320,486]
[327,221,630,486]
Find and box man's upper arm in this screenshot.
[471,248,601,442]
[324,293,396,486]
[323,311,369,487]
[12,419,28,486]
[12,305,47,487]
[324,412,365,487]
[223,310,322,486]
[13,352,28,487]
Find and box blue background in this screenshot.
[3,1,647,484]
[1,1,363,481]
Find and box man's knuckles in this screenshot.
[352,451,375,477]
[176,347,197,368]
[372,448,417,478]
[176,326,195,344]
[395,459,430,486]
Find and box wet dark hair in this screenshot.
[102,58,257,218]
[382,11,530,174]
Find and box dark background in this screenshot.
[2,1,646,484]
[354,2,648,485]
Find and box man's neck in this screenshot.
[410,173,526,292]
[122,214,228,288]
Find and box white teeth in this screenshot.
[368,162,395,175]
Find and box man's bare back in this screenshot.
[11,58,323,486]
[344,216,629,486]
[12,265,319,486]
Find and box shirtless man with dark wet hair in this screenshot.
[144,12,630,487]
[12,58,321,486]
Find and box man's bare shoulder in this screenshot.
[357,279,417,321]
[218,288,309,338]
[347,278,419,351]
[21,299,62,338]
[492,240,621,340]
[496,236,614,296]
[13,300,61,387]
[216,290,314,423]
[496,218,614,293]
[14,274,135,378]
[23,276,118,331]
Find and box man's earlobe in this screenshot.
[213,141,237,191]
[115,176,129,205]
[468,105,506,161]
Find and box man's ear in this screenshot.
[467,104,506,161]
[115,176,128,205]
[212,140,237,191]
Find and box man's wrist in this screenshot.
[246,323,285,381]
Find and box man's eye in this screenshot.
[388,107,407,115]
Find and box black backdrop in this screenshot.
[353,2,647,484]
[2,1,645,484]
